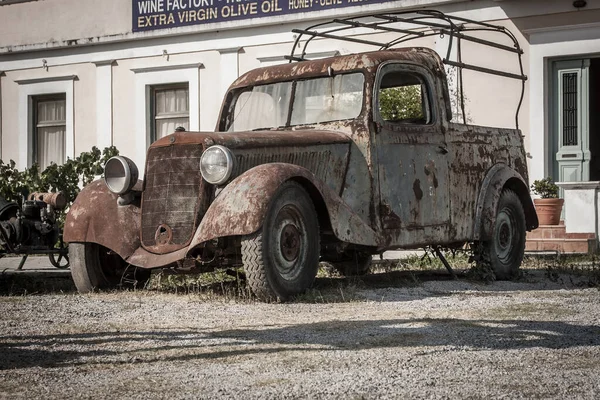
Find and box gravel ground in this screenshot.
[1,268,600,399]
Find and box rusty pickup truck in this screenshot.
[64,11,539,300]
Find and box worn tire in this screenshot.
[478,189,526,280]
[241,182,320,301]
[333,251,372,276]
[69,243,150,293]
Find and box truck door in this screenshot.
[374,63,451,247]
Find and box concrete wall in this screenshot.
[0,0,130,49]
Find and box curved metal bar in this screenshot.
[286,9,528,129]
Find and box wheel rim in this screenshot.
[280,223,301,262]
[495,206,518,263]
[49,251,70,269]
[272,204,306,281]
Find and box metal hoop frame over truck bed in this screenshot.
[287,9,527,129]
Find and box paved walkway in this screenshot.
[0,255,71,276]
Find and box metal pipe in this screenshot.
[291,29,386,47]
[333,19,425,37]
[443,60,527,81]
[440,29,523,54]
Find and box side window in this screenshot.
[151,84,189,142]
[33,94,66,169]
[378,71,432,124]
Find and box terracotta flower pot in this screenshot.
[533,198,564,225]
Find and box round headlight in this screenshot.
[104,156,139,195]
[200,145,234,185]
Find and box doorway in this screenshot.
[552,57,600,182]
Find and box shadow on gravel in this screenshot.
[0,273,76,295]
[1,318,599,370]
[1,266,595,299]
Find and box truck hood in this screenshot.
[149,129,352,150]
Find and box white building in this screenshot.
[1,0,600,246]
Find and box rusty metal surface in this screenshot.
[191,163,381,247]
[472,163,538,241]
[28,192,67,209]
[229,48,444,91]
[141,144,206,253]
[230,146,347,195]
[127,245,187,269]
[63,180,141,260]
[65,44,536,271]
[150,130,352,150]
[446,123,537,242]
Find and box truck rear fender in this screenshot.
[190,163,381,248]
[63,180,142,260]
[474,164,539,241]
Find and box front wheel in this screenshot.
[69,243,150,293]
[241,182,320,301]
[476,189,526,280]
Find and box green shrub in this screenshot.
[531,177,559,199]
[379,85,424,122]
[0,146,119,207]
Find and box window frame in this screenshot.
[374,63,438,128]
[149,83,190,143]
[32,93,67,167]
[221,71,366,132]
[15,75,75,170]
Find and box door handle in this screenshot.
[437,145,449,155]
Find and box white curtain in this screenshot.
[155,87,189,139]
[36,99,66,169]
[291,73,364,125]
[38,126,65,170]
[156,118,189,138]
[229,82,291,132]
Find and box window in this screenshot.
[291,73,364,125]
[33,94,66,169]
[151,84,189,141]
[224,73,364,132]
[228,82,292,131]
[378,71,431,124]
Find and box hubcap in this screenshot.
[280,223,301,261]
[498,221,511,249]
[495,208,516,262]
[271,203,306,281]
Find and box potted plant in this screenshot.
[531,177,564,225]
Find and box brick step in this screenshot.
[526,225,595,240]
[525,238,595,253]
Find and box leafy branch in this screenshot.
[0,146,119,207]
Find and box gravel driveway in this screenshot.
[1,267,600,399]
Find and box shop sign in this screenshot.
[133,0,389,32]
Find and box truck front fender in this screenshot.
[63,179,141,260]
[190,163,382,248]
[474,164,539,241]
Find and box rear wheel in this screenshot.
[476,189,526,280]
[241,182,319,301]
[69,243,150,293]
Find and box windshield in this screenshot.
[226,73,364,132]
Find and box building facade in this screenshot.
[1,0,600,195]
